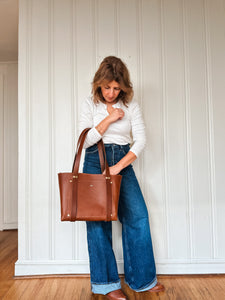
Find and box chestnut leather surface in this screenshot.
[147,282,165,293]
[106,289,128,300]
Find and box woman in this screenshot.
[79,56,165,300]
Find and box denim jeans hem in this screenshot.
[124,276,157,292]
[91,280,121,295]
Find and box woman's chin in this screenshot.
[105,98,117,104]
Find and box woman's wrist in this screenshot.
[115,161,125,171]
[116,151,137,172]
[95,116,111,135]
[105,114,115,124]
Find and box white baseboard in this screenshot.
[15,260,91,276]
[14,259,225,276]
[0,222,18,231]
[156,260,225,274]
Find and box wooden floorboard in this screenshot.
[1,230,225,299]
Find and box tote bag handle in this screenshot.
[71,128,113,221]
[72,128,110,177]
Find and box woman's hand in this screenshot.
[103,151,137,175]
[107,108,124,123]
[109,165,122,175]
[95,108,124,136]
[103,164,122,176]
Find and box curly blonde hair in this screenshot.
[92,56,133,105]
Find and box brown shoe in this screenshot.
[147,282,165,293]
[106,289,128,300]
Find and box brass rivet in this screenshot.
[67,213,70,217]
[110,182,112,184]
[69,180,73,182]
[90,184,93,187]
[73,175,78,178]
[106,177,110,179]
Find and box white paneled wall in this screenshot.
[15,0,225,275]
[0,62,18,230]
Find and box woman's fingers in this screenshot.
[108,108,124,122]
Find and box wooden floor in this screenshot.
[1,230,225,300]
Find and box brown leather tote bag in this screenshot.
[58,128,122,222]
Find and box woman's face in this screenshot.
[101,80,121,104]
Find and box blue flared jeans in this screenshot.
[83,143,157,295]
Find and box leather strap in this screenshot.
[72,129,107,175]
[71,128,112,221]
[72,128,90,173]
[97,142,112,221]
[97,142,105,173]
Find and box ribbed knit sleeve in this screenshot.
[78,97,102,148]
[129,102,146,157]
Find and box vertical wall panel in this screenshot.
[184,0,213,258]
[75,0,97,101]
[16,0,225,275]
[53,0,74,260]
[0,63,18,231]
[0,74,3,230]
[48,0,54,261]
[97,0,117,59]
[29,0,51,259]
[161,0,189,259]
[17,0,30,260]
[141,0,168,260]
[3,64,18,226]
[205,0,225,258]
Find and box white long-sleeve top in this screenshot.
[79,96,146,157]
